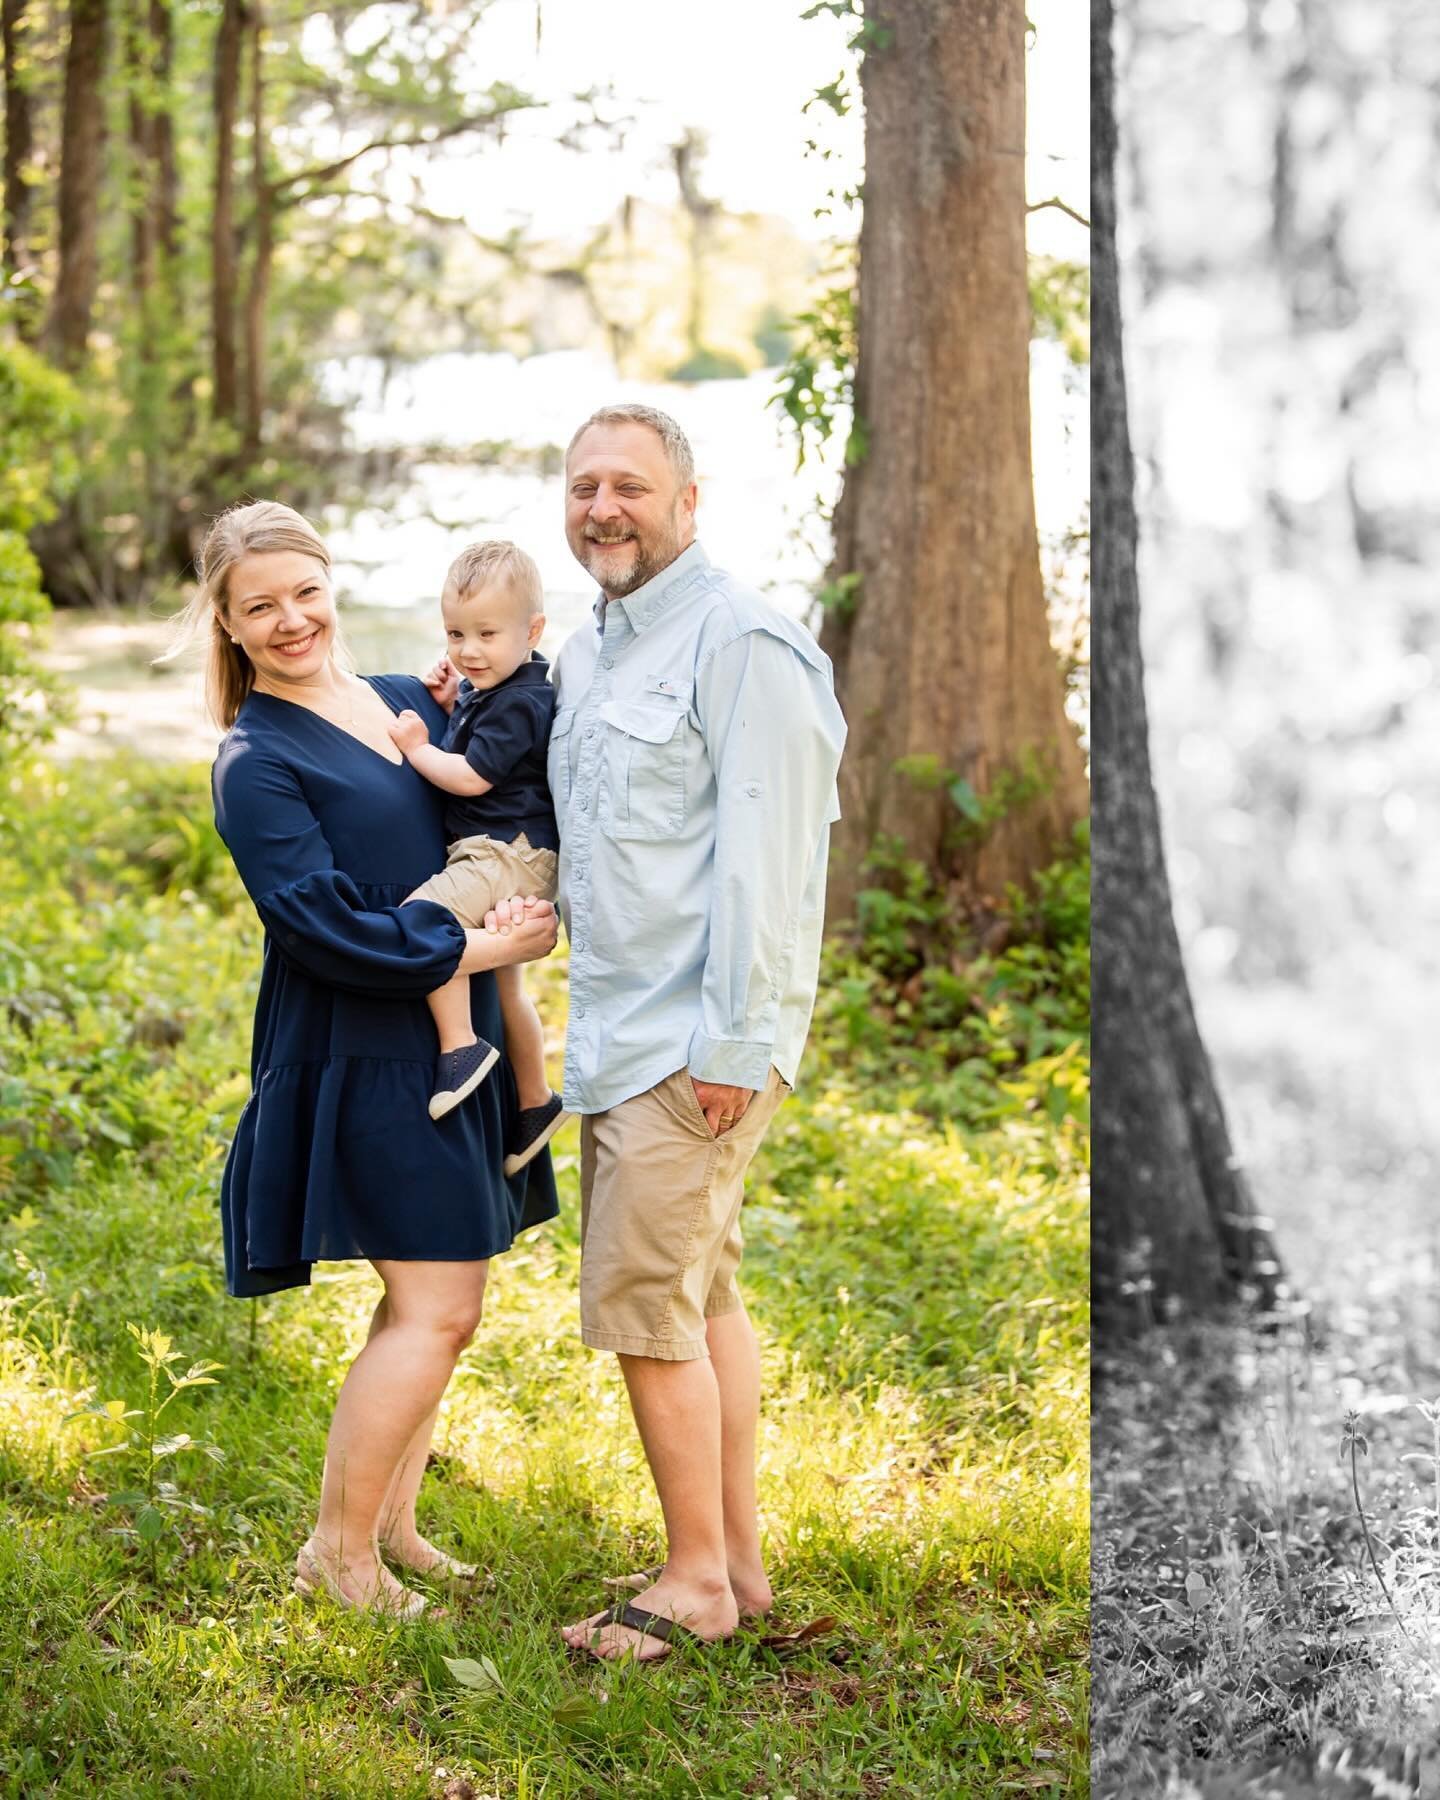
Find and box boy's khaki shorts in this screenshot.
[407,832,557,929]
[578,1065,790,1360]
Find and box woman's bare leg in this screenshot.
[496,964,550,1110]
[308,1259,487,1605]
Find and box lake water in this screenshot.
[42,344,1088,760]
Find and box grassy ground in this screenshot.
[0,756,1088,1798]
[1091,987,1440,1797]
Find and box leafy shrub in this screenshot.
[0,342,84,749]
[813,823,1090,1134]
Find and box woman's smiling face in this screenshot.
[223,551,337,685]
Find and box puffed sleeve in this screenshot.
[212,740,464,998]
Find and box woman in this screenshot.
[189,500,559,1618]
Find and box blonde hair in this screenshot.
[444,540,544,615]
[161,500,341,730]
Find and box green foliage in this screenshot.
[0,342,83,747]
[0,753,1087,1794]
[666,344,748,383]
[66,1325,224,1579]
[801,0,895,54]
[1030,257,1091,365]
[816,822,1090,1133]
[770,275,865,471]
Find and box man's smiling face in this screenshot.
[564,422,697,599]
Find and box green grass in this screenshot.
[0,755,1088,1798]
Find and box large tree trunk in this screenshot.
[1,0,34,303]
[820,0,1087,923]
[149,0,177,263]
[1091,0,1281,1324]
[49,0,109,368]
[241,2,269,458]
[211,0,245,430]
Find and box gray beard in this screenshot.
[585,524,685,598]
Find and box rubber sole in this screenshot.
[429,1042,500,1120]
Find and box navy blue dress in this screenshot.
[211,673,559,1298]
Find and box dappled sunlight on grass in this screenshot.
[1,757,1088,1794]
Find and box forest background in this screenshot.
[1,2,1091,1795]
[1093,1,1440,1790]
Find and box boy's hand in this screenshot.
[387,709,430,755]
[423,654,460,713]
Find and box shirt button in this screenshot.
[574,940,586,952]
[601,656,614,670]
[574,1005,586,1018]
[585,727,596,740]
[746,782,761,797]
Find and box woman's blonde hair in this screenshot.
[161,500,339,730]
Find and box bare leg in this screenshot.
[496,965,550,1110]
[562,1354,738,1660]
[307,1259,487,1607]
[706,1301,773,1615]
[425,969,477,1056]
[361,1300,462,1572]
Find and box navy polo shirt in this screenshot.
[440,653,559,851]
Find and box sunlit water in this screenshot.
[318,344,1089,652]
[42,345,1088,760]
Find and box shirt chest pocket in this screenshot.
[597,700,692,841]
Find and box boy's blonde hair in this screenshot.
[445,540,544,615]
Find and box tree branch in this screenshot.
[269,110,513,207]
[1026,195,1091,230]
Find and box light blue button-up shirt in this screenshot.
[548,539,847,1115]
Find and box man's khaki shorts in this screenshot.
[407,832,557,929]
[578,1065,790,1360]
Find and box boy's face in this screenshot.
[441,579,543,689]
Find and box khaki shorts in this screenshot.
[407,832,557,929]
[578,1065,790,1360]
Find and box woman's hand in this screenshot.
[387,709,430,755]
[459,898,558,972]
[423,655,460,713]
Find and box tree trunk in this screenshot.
[125,0,155,307]
[819,0,1087,923]
[211,0,245,430]
[1091,0,1281,1324]
[241,1,269,458]
[149,0,177,263]
[1,0,34,301]
[49,0,109,368]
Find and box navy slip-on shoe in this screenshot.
[429,1038,500,1121]
[503,1092,572,1176]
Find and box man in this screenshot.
[547,402,846,1661]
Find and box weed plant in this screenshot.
[0,756,1088,1798]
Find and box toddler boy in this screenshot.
[388,540,569,1174]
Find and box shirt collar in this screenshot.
[457,650,550,702]
[593,539,710,637]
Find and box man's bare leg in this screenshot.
[706,1302,773,1615]
[611,1304,773,1615]
[562,1354,738,1660]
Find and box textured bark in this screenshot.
[241,1,268,455]
[1091,0,1281,1324]
[2,0,33,290]
[125,0,176,302]
[49,0,109,367]
[819,0,1086,923]
[149,0,176,261]
[211,0,245,428]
